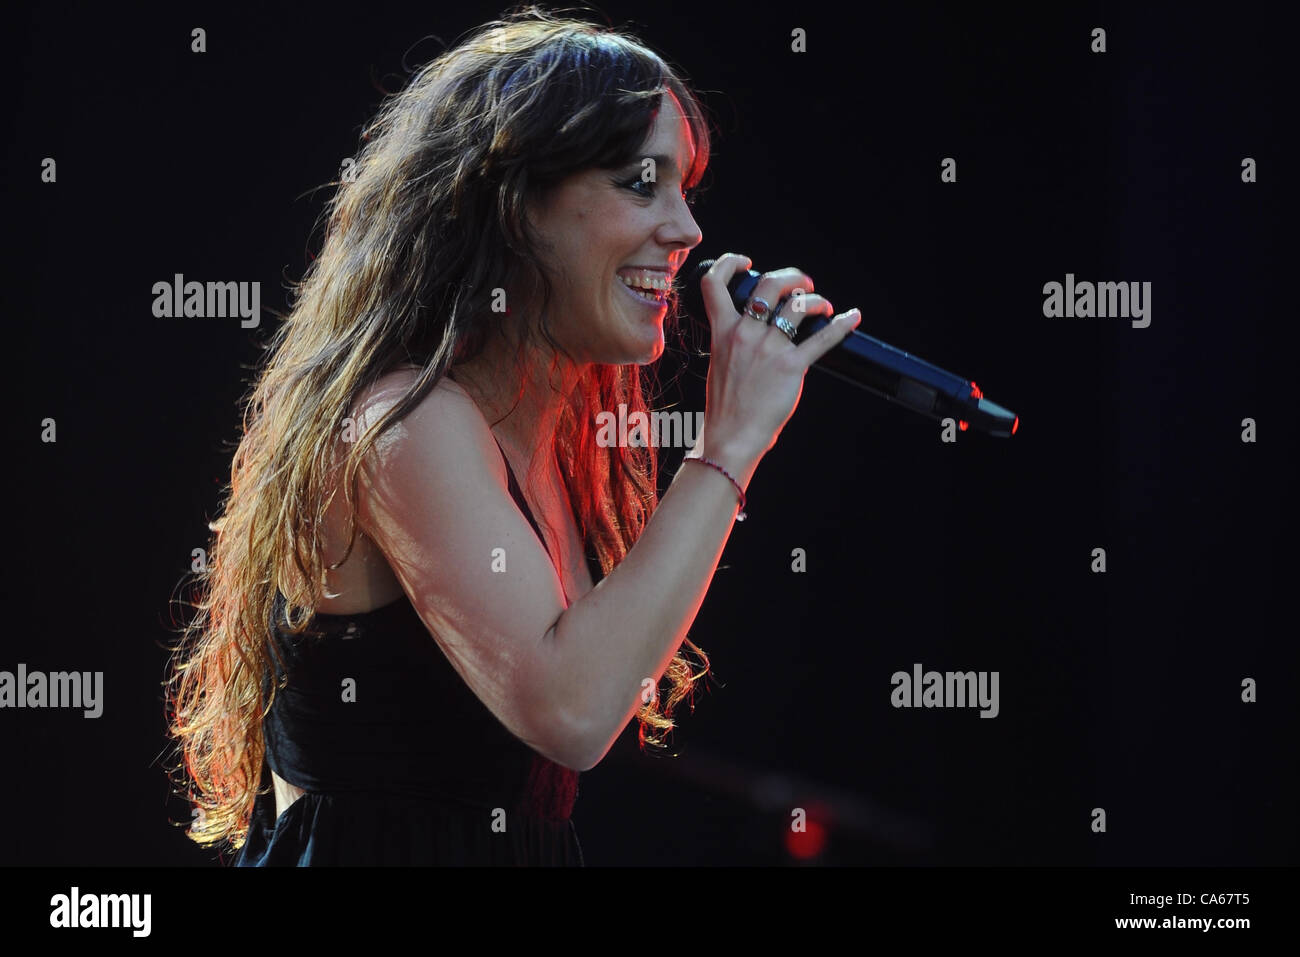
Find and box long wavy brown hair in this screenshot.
[164,4,714,854]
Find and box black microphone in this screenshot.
[684,259,1019,437]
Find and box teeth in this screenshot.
[617,272,671,292]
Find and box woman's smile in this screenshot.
[615,273,670,313]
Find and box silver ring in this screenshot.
[772,314,797,343]
[743,297,772,323]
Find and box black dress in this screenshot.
[235,438,601,866]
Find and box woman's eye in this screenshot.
[622,177,698,206]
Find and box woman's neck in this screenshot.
[448,332,585,484]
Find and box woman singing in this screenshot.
[165,5,861,866]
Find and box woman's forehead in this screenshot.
[643,90,697,176]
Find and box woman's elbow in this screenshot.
[548,710,611,772]
[515,692,606,772]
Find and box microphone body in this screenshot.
[687,260,1019,438]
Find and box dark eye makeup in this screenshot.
[614,173,699,206]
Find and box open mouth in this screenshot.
[617,271,672,307]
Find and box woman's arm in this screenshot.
[539,431,758,768]
[355,372,758,772]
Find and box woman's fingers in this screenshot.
[695,259,860,467]
[700,258,824,336]
[772,292,834,335]
[699,253,754,330]
[797,308,862,365]
[740,268,816,325]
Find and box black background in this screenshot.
[6,1,1293,867]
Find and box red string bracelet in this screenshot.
[682,455,747,521]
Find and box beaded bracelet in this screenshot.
[682,455,747,521]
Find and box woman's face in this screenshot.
[525,90,703,365]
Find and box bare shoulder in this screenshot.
[350,368,504,484]
[352,366,472,432]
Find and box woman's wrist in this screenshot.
[686,433,763,493]
[679,455,749,519]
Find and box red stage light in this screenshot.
[784,818,828,860]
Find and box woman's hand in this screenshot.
[693,253,862,480]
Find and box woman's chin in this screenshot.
[630,328,665,364]
[603,324,664,365]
